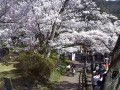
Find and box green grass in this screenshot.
[0,63,17,89]
[49,65,66,90]
[50,64,66,82]
[0,63,15,72]
[0,63,17,79]
[50,69,61,82]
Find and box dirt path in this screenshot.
[56,61,84,90]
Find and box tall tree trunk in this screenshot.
[110,35,120,62]
[44,0,70,58]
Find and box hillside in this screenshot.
[95,0,120,18]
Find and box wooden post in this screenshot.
[84,52,88,90]
[4,77,13,90]
[82,71,83,90]
[85,71,87,90]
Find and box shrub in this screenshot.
[49,52,58,68]
[16,51,56,81]
[2,52,16,65]
[59,54,70,66]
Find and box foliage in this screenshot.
[59,54,70,65]
[49,51,59,66]
[1,51,18,64]
[50,56,68,82]
[0,63,15,73]
[49,56,68,89]
[15,51,56,80]
[0,50,70,90]
[0,0,119,57]
[2,55,10,64]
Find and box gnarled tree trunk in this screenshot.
[103,35,120,90]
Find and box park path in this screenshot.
[56,61,84,90]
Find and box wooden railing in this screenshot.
[81,68,88,90]
[78,68,88,90]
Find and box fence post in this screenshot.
[83,67,87,90]
[82,70,84,90]
[85,71,87,90]
[4,77,13,90]
[78,71,81,90]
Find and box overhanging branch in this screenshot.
[101,40,112,51]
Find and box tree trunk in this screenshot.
[44,0,70,58]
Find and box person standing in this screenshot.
[71,64,76,76]
[72,67,75,76]
[92,72,101,90]
[66,64,71,76]
[95,64,99,72]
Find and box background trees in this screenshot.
[51,0,119,54]
[0,0,119,57]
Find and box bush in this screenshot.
[49,52,58,67]
[2,52,16,65]
[16,51,56,81]
[59,54,70,66]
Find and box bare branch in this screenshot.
[100,40,112,51]
[0,20,17,24]
[0,1,10,18]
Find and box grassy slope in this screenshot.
[50,70,61,82]
[0,63,17,89]
[49,65,66,90]
[0,63,16,79]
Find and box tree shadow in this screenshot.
[12,76,35,90]
[0,69,32,90]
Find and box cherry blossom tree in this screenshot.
[51,0,119,54]
[0,0,70,57]
[0,0,119,57]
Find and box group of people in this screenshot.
[92,58,110,90]
[66,63,76,76]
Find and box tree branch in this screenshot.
[0,20,17,24]
[101,40,112,51]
